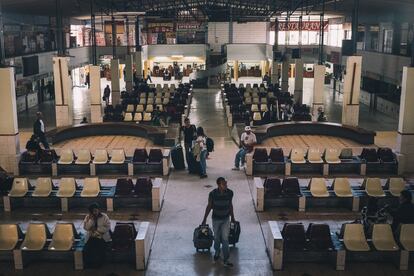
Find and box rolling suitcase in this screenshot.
[171,144,185,170]
[186,150,201,175]
[228,221,241,246]
[193,224,214,252]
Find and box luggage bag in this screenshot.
[193,224,214,252]
[171,144,185,170]
[228,221,241,246]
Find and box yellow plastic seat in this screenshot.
[343,224,370,252]
[332,178,353,197]
[93,149,108,164]
[146,105,154,113]
[170,84,176,90]
[307,148,324,163]
[148,92,154,98]
[149,83,155,89]
[309,178,329,197]
[146,97,154,105]
[372,224,399,251]
[48,224,75,251]
[134,112,143,122]
[155,98,162,105]
[162,98,170,105]
[0,224,19,250]
[163,84,169,90]
[8,178,29,197]
[244,97,252,105]
[387,178,406,197]
[260,98,268,104]
[324,148,341,164]
[21,223,47,251]
[138,97,147,105]
[253,112,262,121]
[290,148,306,164]
[32,177,53,197]
[123,112,133,122]
[252,97,259,104]
[260,104,268,112]
[251,104,259,112]
[58,149,74,165]
[136,104,144,112]
[399,224,414,251]
[75,149,91,165]
[110,149,126,164]
[363,178,385,197]
[126,104,135,112]
[143,112,152,122]
[156,84,162,90]
[80,178,100,197]
[246,84,252,89]
[164,92,171,99]
[156,105,164,112]
[155,92,162,99]
[56,178,77,198]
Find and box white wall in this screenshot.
[208,22,230,53]
[232,22,268,44]
[227,44,270,61]
[144,44,207,60]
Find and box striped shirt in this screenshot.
[209,188,234,220]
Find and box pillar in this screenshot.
[110,59,121,105]
[0,68,20,174]
[89,65,102,123]
[312,64,326,120]
[294,58,304,104]
[261,61,266,78]
[341,56,362,126]
[234,60,239,82]
[134,51,143,78]
[396,67,414,173]
[271,59,279,85]
[125,54,134,92]
[53,57,73,127]
[281,56,289,91]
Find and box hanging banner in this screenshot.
[270,21,328,31]
[146,23,175,33]
[176,22,205,31]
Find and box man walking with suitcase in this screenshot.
[202,177,236,267]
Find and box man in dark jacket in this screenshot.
[103,85,111,106]
[390,190,414,230]
[33,112,49,149]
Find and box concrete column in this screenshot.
[89,65,102,123]
[341,56,362,126]
[134,51,143,78]
[281,56,289,91]
[312,64,326,120]
[396,67,414,173]
[271,60,279,85]
[0,68,20,174]
[110,59,121,105]
[53,57,73,127]
[234,60,239,82]
[294,58,304,104]
[125,54,134,92]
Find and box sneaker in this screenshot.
[223,261,233,268]
[231,167,240,171]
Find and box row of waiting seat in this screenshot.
[247,147,398,176]
[0,221,150,270]
[268,222,414,270]
[2,177,163,212]
[19,148,170,176]
[254,177,411,212]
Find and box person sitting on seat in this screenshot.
[262,73,270,84]
[25,135,41,161]
[232,126,257,171]
[389,190,414,230]
[83,203,111,268]
[80,117,88,124]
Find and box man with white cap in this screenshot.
[232,126,257,170]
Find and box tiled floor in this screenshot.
[3,79,411,275]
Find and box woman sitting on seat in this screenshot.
[83,203,111,268]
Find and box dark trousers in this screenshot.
[84,237,107,268]
[38,134,49,149]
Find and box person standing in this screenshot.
[202,177,235,267]
[146,68,153,83]
[33,112,49,149]
[181,117,196,154]
[232,126,256,170]
[103,85,111,106]
[83,203,111,268]
[195,127,208,178]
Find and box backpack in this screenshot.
[206,137,214,152]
